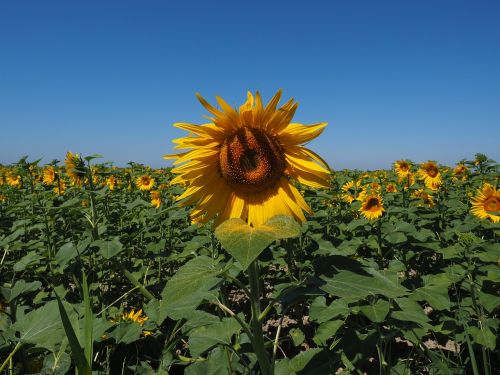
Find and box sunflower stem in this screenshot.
[248,260,273,375]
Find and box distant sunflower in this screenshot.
[136,175,155,191]
[394,160,411,180]
[341,180,362,203]
[413,189,435,207]
[470,184,500,223]
[106,175,118,191]
[418,161,441,190]
[65,152,86,186]
[43,166,57,185]
[54,180,66,195]
[453,164,468,181]
[150,190,161,208]
[6,175,21,188]
[165,90,330,227]
[359,194,384,220]
[0,194,6,202]
[386,183,397,193]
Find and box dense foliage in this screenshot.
[0,154,498,374]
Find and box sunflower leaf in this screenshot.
[215,215,301,270]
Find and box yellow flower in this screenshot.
[165,90,330,227]
[341,180,362,203]
[453,164,468,181]
[65,151,86,186]
[136,175,155,191]
[399,172,415,188]
[6,175,21,188]
[359,194,384,220]
[53,179,66,195]
[150,190,161,208]
[386,183,397,193]
[470,185,500,223]
[106,175,118,191]
[394,160,411,180]
[418,161,441,191]
[412,189,435,207]
[115,309,149,326]
[43,166,57,185]
[0,194,6,202]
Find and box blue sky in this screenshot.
[1,0,499,170]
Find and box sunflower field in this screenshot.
[0,94,499,375]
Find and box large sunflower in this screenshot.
[470,184,500,223]
[418,161,441,190]
[359,193,384,220]
[43,166,57,185]
[165,90,330,227]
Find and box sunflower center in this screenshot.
[365,197,381,211]
[426,166,439,177]
[483,197,500,214]
[219,127,285,193]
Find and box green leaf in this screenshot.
[384,232,407,244]
[188,318,241,357]
[110,323,142,344]
[95,238,123,259]
[13,252,44,272]
[215,215,300,270]
[309,297,350,323]
[360,299,390,323]
[6,280,42,302]
[411,284,451,311]
[289,328,305,347]
[320,268,407,300]
[12,300,63,351]
[393,298,430,326]
[313,320,343,346]
[468,326,496,350]
[159,256,221,321]
[55,242,79,268]
[274,348,324,375]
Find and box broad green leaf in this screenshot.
[95,238,123,259]
[309,297,350,323]
[215,215,300,270]
[313,320,343,346]
[411,284,451,311]
[320,268,407,300]
[13,252,44,272]
[393,298,430,326]
[160,256,221,321]
[55,242,79,268]
[360,299,390,323]
[110,322,142,344]
[188,318,241,357]
[274,348,324,375]
[12,300,63,351]
[289,328,305,347]
[468,326,496,350]
[6,280,41,302]
[384,232,407,244]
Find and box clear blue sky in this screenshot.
[1,0,499,170]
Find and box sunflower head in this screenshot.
[136,175,155,191]
[470,184,500,223]
[394,160,411,180]
[150,190,161,208]
[418,161,441,190]
[43,166,57,185]
[114,309,149,326]
[53,180,67,195]
[386,183,397,193]
[6,175,21,188]
[65,152,86,186]
[106,175,118,191]
[165,90,330,227]
[412,189,435,207]
[359,194,384,220]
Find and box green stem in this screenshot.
[121,265,155,301]
[248,261,272,375]
[0,342,23,372]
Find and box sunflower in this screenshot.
[341,180,362,203]
[412,189,435,207]
[136,175,155,191]
[165,90,330,227]
[418,161,441,190]
[359,194,384,220]
[43,166,57,185]
[106,175,118,191]
[150,190,161,208]
[386,183,397,193]
[394,160,411,180]
[54,179,66,195]
[6,175,21,188]
[0,194,6,202]
[65,151,86,186]
[453,164,468,181]
[470,184,500,223]
[114,309,149,326]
